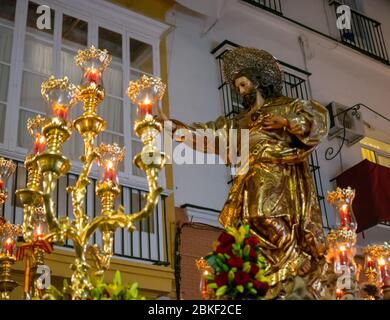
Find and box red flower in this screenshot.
[214,272,229,287]
[249,264,259,276]
[218,232,235,246]
[249,248,257,261]
[227,256,244,269]
[216,243,233,256]
[253,280,269,296]
[234,271,250,286]
[245,236,259,247]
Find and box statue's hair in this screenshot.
[222,47,283,98]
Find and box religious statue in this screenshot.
[159,47,330,299]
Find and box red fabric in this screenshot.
[335,159,390,233]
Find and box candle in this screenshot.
[103,160,116,183]
[339,245,349,265]
[85,68,100,85]
[33,134,46,155]
[339,203,351,228]
[201,270,209,300]
[336,288,344,300]
[0,178,3,190]
[3,237,14,255]
[34,225,43,241]
[378,258,388,285]
[139,96,153,117]
[53,102,68,121]
[366,256,375,269]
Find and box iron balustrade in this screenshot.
[213,41,330,229]
[330,1,389,64]
[0,156,169,266]
[243,0,283,16]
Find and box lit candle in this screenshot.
[378,258,388,285]
[85,68,100,85]
[339,245,349,265]
[3,237,14,255]
[366,256,375,269]
[201,270,209,300]
[103,160,116,183]
[52,102,68,121]
[0,178,3,190]
[34,225,43,241]
[339,203,351,228]
[139,96,153,117]
[336,288,344,300]
[33,134,46,155]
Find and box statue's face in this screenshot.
[234,76,254,96]
[234,76,258,109]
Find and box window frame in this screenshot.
[1,0,168,191]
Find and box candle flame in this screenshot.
[106,160,114,169]
[203,270,209,276]
[37,225,42,235]
[38,135,46,144]
[378,257,386,266]
[339,245,346,252]
[6,237,12,245]
[367,256,372,262]
[143,96,151,105]
[341,204,348,212]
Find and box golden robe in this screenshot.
[173,96,329,291]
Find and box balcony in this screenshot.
[242,0,282,16]
[243,0,389,65]
[0,156,170,266]
[330,1,389,64]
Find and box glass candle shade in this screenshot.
[378,257,389,286]
[96,143,125,185]
[128,75,166,121]
[31,207,48,241]
[0,158,16,193]
[2,236,15,256]
[27,114,47,155]
[41,76,78,122]
[75,46,111,89]
[327,187,357,231]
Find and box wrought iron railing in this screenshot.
[330,1,389,64]
[212,41,330,229]
[0,156,169,265]
[243,0,283,16]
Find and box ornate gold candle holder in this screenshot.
[0,218,22,300]
[362,243,390,300]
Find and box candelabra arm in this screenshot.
[68,150,99,230]
[42,172,61,232]
[129,169,163,222]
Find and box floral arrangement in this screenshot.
[205,225,269,299]
[43,271,146,300]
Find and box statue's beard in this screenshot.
[241,89,257,110]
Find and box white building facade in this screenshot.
[165,0,390,247]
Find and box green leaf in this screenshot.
[216,285,228,297]
[221,264,229,272]
[206,274,215,281]
[243,261,251,273]
[228,270,235,282]
[243,244,250,256]
[236,285,244,293]
[250,288,257,295]
[114,270,122,287]
[208,282,218,289]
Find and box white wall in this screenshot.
[166,0,390,241]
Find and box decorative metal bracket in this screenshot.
[325,103,390,161]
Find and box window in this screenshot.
[0,0,16,144]
[6,0,161,184]
[361,137,390,168]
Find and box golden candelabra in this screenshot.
[326,187,359,300]
[13,46,167,299]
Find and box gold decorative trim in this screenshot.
[41,76,78,104]
[75,45,111,70]
[127,74,166,104]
